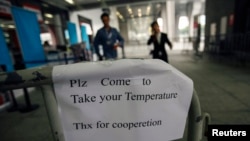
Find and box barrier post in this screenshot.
[64,53,68,64]
[7,90,19,112]
[19,87,39,113]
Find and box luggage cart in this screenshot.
[0,65,210,141]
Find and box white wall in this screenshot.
[69,7,119,43]
[166,0,176,39]
[109,7,119,31]
[161,3,168,33]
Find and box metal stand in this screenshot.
[64,53,68,64]
[7,90,20,112]
[19,88,39,113]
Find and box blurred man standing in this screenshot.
[147,21,173,63]
[94,13,124,60]
[194,23,201,57]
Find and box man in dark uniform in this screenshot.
[147,21,173,63]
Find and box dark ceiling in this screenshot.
[43,0,165,10]
[116,2,162,20]
[41,0,203,11]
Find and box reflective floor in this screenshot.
[0,44,250,141]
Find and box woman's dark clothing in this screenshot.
[147,33,172,63]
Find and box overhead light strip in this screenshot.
[65,0,74,5]
[8,25,15,29]
[45,13,53,18]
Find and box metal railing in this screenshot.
[206,33,250,63]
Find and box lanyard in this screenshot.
[106,29,112,39]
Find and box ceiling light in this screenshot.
[116,11,121,16]
[8,25,15,29]
[116,11,123,20]
[119,14,123,19]
[128,8,132,14]
[147,6,151,10]
[65,0,74,5]
[147,6,151,15]
[4,33,9,37]
[127,5,131,12]
[45,13,53,18]
[45,21,50,24]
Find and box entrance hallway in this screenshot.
[170,51,250,124]
[0,44,250,141]
[122,44,250,124]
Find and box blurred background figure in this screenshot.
[43,40,52,53]
[147,21,173,63]
[193,23,202,57]
[94,13,124,60]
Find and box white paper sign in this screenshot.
[52,59,193,141]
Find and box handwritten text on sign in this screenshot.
[52,59,193,141]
